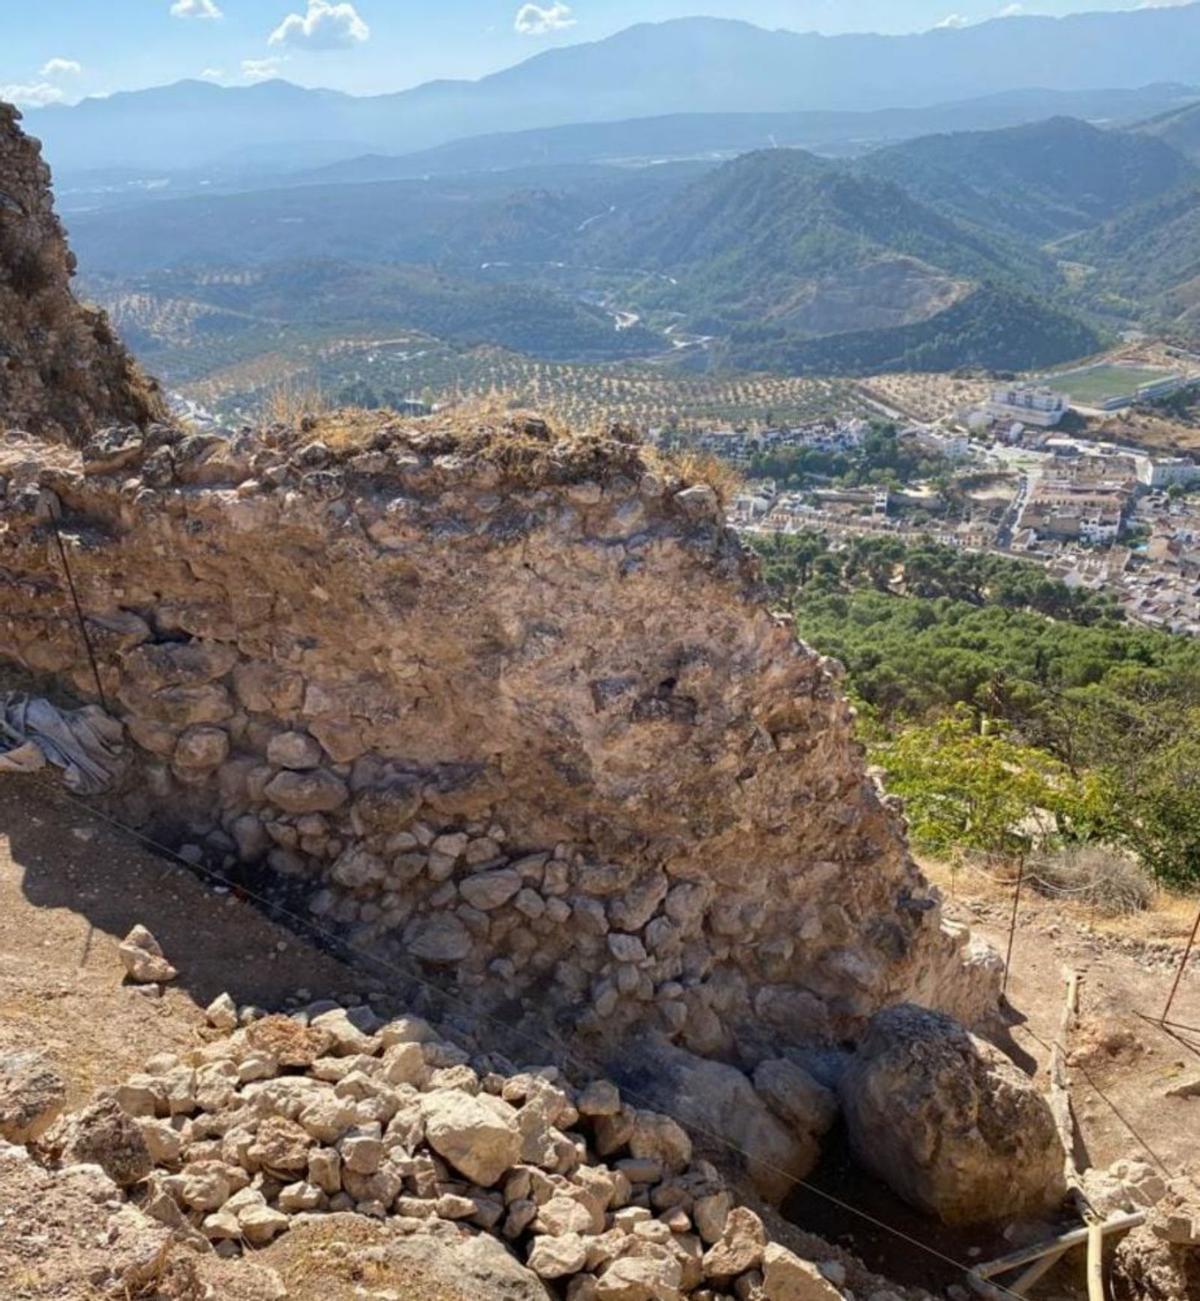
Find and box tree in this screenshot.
[873,709,1095,861]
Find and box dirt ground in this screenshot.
[924,859,1200,1183]
[2,773,1198,1300]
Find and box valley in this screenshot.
[50,99,1200,428]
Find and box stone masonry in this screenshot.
[0,101,1001,1207]
[0,415,1000,1063]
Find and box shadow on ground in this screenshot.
[0,772,360,1015]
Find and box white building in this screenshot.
[985,384,1067,429]
[1135,456,1200,491]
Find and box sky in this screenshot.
[0,0,1190,105]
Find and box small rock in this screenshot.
[422,1091,522,1186]
[703,1207,766,1278]
[528,1232,590,1278]
[578,1080,622,1117]
[762,1243,844,1300]
[267,731,324,771]
[205,992,238,1031]
[54,1096,153,1187]
[118,925,178,984]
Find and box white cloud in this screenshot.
[515,2,576,36]
[200,67,225,80]
[242,56,287,82]
[934,12,969,27]
[171,0,223,17]
[40,58,83,78]
[1,81,67,107]
[998,3,1023,15]
[269,0,370,50]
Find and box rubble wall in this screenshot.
[0,418,999,1067]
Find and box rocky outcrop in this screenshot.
[840,1004,1065,1225]
[0,102,165,442]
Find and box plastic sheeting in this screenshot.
[0,693,126,795]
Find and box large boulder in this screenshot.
[840,1004,1066,1225]
[617,1042,820,1203]
[0,1052,66,1144]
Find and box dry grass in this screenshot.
[659,447,744,506]
[259,380,330,428]
[922,853,1200,943]
[278,393,746,507]
[1026,845,1155,917]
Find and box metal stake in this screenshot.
[1161,901,1200,1025]
[49,511,109,712]
[1002,855,1026,997]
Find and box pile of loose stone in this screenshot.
[67,997,845,1301]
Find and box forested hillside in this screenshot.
[753,533,1200,885]
[860,116,1196,241]
[1070,184,1200,330]
[94,260,661,372]
[722,284,1100,376]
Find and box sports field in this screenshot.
[1042,363,1179,407]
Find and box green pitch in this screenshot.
[1042,364,1179,406]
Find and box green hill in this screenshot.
[1070,183,1200,329]
[614,148,1054,330]
[859,116,1196,243]
[596,148,1097,373]
[1136,100,1200,163]
[720,283,1101,376]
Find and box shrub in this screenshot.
[1027,845,1155,917]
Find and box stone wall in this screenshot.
[0,99,999,1153]
[0,101,165,442]
[0,415,999,1076]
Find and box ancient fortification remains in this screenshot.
[10,96,1180,1301]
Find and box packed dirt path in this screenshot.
[931,861,1200,1183]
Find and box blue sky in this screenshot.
[0,1,1180,104]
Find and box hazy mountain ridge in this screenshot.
[26,7,1200,174]
[1137,100,1200,162]
[57,89,1200,381]
[858,116,1198,242]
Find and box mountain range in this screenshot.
[77,110,1200,379]
[25,7,1200,176]
[31,6,1200,387]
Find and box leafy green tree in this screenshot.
[872,710,1096,860]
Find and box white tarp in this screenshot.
[0,693,126,795]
